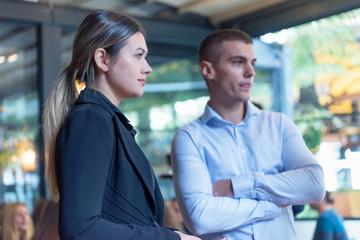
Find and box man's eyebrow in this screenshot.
[228,55,257,62]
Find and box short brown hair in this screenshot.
[198,29,253,64]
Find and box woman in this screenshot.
[1,202,34,240]
[42,9,199,240]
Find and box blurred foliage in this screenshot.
[295,204,319,219]
[282,9,360,150]
[147,57,200,83]
[120,89,207,113]
[285,10,358,95]
[119,58,206,113]
[294,106,331,153]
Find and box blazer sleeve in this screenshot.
[56,105,180,240]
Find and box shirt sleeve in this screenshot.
[171,129,282,236]
[231,114,325,206]
[56,106,180,240]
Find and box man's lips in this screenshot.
[240,82,252,90]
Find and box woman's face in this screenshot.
[100,31,152,105]
[15,205,30,232]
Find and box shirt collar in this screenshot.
[200,101,261,125]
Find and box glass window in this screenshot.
[0,23,39,211]
[251,68,273,110]
[261,8,360,220]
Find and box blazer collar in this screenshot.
[76,88,137,136]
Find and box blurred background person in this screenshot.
[163,200,184,232]
[31,198,48,230]
[31,199,59,240]
[310,191,348,240]
[1,202,34,240]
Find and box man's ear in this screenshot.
[94,48,109,72]
[200,60,215,81]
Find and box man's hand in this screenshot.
[212,179,234,197]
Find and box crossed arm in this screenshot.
[213,122,325,206]
[171,131,283,235]
[171,118,325,235]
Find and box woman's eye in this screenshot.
[136,54,142,59]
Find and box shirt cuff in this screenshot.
[231,173,255,199]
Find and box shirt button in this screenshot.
[242,149,246,154]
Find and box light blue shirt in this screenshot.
[171,102,325,240]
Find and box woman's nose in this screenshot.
[142,59,152,75]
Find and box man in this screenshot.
[310,192,348,240]
[171,29,325,240]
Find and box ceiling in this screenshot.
[43,0,288,26]
[31,0,360,36]
[0,0,359,101]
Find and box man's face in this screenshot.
[209,40,256,104]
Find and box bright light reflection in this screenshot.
[174,96,209,127]
[260,33,276,44]
[22,149,36,171]
[150,106,173,130]
[125,112,138,128]
[317,142,360,191]
[8,54,18,63]
[0,56,5,64]
[260,29,289,44]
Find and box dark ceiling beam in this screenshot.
[54,6,213,47]
[0,0,214,49]
[219,0,360,37]
[139,18,213,47]
[0,0,51,24]
[52,5,91,30]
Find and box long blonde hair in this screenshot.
[42,10,144,201]
[1,202,34,240]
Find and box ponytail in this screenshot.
[42,64,78,201]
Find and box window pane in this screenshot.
[0,23,39,211]
[262,7,360,220]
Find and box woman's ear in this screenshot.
[94,48,109,72]
[200,60,215,82]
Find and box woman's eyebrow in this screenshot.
[137,47,146,54]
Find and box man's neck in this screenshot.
[208,99,246,124]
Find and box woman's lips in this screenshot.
[138,79,146,86]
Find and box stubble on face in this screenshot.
[209,41,256,104]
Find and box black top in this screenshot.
[55,88,180,240]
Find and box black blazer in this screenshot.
[55,89,180,240]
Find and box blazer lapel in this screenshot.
[112,115,156,209]
[75,89,158,213]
